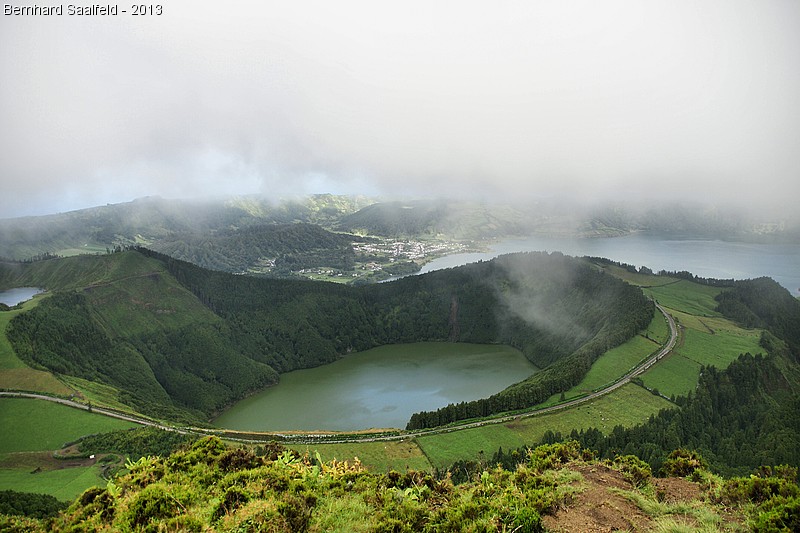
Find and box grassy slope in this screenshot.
[0,252,229,406]
[0,466,105,503]
[0,296,74,395]
[639,281,764,398]
[417,384,673,470]
[590,263,764,399]
[0,399,137,453]
[1,253,218,334]
[563,330,660,397]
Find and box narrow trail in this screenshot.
[1,304,677,446]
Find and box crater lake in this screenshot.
[213,342,537,432]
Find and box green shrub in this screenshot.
[527,440,586,472]
[660,449,707,478]
[0,490,68,519]
[212,487,251,522]
[750,495,800,532]
[125,484,182,529]
[510,507,544,533]
[721,474,799,505]
[613,454,652,487]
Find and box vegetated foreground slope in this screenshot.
[0,249,652,427]
[8,437,798,532]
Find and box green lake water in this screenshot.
[213,342,537,432]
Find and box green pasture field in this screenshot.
[641,326,763,398]
[58,376,132,413]
[614,275,766,396]
[593,262,679,288]
[416,383,673,469]
[0,398,137,453]
[644,280,723,317]
[292,439,431,472]
[536,310,666,407]
[638,354,701,399]
[670,309,751,336]
[0,398,136,500]
[677,327,763,368]
[563,335,659,397]
[0,463,104,502]
[644,309,670,344]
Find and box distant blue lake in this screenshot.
[0,287,45,306]
[419,233,800,296]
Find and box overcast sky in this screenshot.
[2,0,799,218]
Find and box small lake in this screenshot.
[420,234,800,295]
[214,342,537,432]
[0,287,45,306]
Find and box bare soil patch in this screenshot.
[652,476,700,504]
[543,463,652,532]
[0,451,96,472]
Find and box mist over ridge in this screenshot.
[3,1,799,218]
[1,194,797,265]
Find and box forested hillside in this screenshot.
[149,223,364,274]
[1,249,652,426]
[0,195,373,261]
[336,199,540,238]
[452,277,800,480]
[2,252,279,420]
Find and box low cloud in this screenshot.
[494,253,591,346]
[2,1,799,217]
